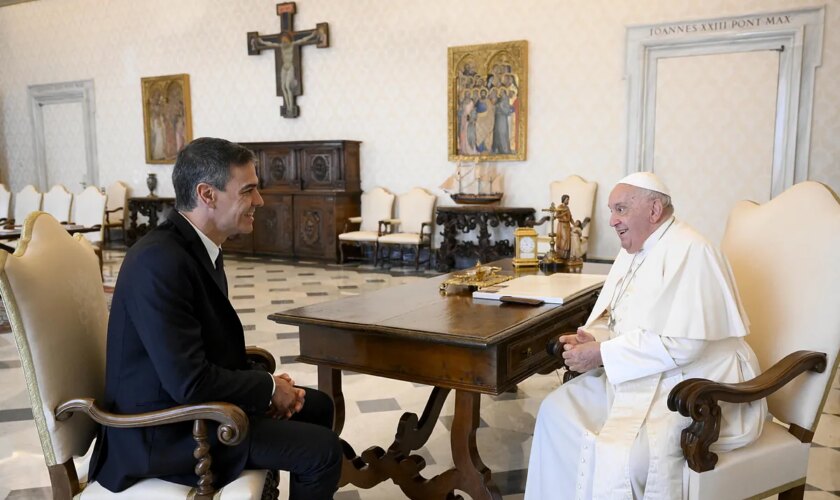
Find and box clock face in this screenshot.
[519,236,536,257]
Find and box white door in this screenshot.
[652,50,779,245]
[42,101,88,191]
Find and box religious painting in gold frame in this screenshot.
[141,74,193,164]
[448,40,527,162]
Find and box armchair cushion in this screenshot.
[378,232,424,245]
[76,469,267,499]
[339,230,380,242]
[683,422,809,500]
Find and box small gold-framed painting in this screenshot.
[141,74,193,164]
[448,40,527,162]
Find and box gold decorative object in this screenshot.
[512,226,539,268]
[141,74,192,164]
[538,199,584,274]
[439,262,513,294]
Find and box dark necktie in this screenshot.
[214,251,228,296]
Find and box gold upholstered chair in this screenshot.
[377,187,436,271]
[668,181,840,499]
[0,212,282,499]
[549,175,597,258]
[337,186,395,265]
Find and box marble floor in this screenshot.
[0,250,837,499]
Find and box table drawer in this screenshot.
[506,303,591,376]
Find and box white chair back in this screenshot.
[395,188,436,234]
[721,181,840,431]
[359,187,395,233]
[550,175,597,253]
[0,212,107,466]
[73,186,107,243]
[105,181,129,225]
[0,184,11,220]
[13,185,42,224]
[42,185,73,223]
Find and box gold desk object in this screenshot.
[439,263,513,294]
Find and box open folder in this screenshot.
[472,273,605,305]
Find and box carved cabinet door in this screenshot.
[299,146,343,191]
[254,194,294,256]
[293,195,336,259]
[258,147,298,191]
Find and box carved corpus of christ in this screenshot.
[247,2,330,118]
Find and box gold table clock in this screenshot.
[513,226,539,267]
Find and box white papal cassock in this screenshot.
[525,217,767,500]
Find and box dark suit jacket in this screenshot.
[89,212,273,491]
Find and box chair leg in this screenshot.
[779,484,805,500]
[338,241,346,264]
[414,244,420,271]
[373,241,379,266]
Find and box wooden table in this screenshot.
[126,196,175,246]
[0,224,101,252]
[435,206,536,272]
[269,261,600,499]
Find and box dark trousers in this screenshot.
[246,387,342,500]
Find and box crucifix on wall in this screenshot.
[247,2,329,118]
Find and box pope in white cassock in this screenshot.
[525,173,767,500]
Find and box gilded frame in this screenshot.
[448,40,527,162]
[141,73,193,164]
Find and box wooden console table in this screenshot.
[269,259,600,499]
[125,196,175,246]
[435,206,536,272]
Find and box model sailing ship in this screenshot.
[439,162,504,204]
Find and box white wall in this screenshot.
[1,0,838,259]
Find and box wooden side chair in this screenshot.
[337,186,395,265]
[11,184,42,226]
[42,184,73,224]
[377,187,436,271]
[0,212,281,499]
[104,181,128,244]
[549,175,597,258]
[0,183,11,226]
[668,181,840,499]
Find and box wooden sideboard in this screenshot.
[224,140,361,260]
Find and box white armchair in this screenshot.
[549,175,597,258]
[667,181,840,499]
[338,186,395,265]
[72,186,107,244]
[12,184,42,226]
[0,183,11,225]
[104,181,128,244]
[377,187,436,271]
[0,212,281,499]
[42,184,73,224]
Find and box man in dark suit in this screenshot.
[90,137,342,499]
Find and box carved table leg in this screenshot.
[318,365,345,435]
[449,390,502,500]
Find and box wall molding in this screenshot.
[624,7,824,197]
[28,79,99,190]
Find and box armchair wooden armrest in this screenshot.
[104,206,123,219]
[342,217,362,234]
[667,350,827,473]
[378,219,397,236]
[55,397,250,497]
[246,345,277,373]
[420,222,432,240]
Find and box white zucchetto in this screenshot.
[616,172,671,197]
